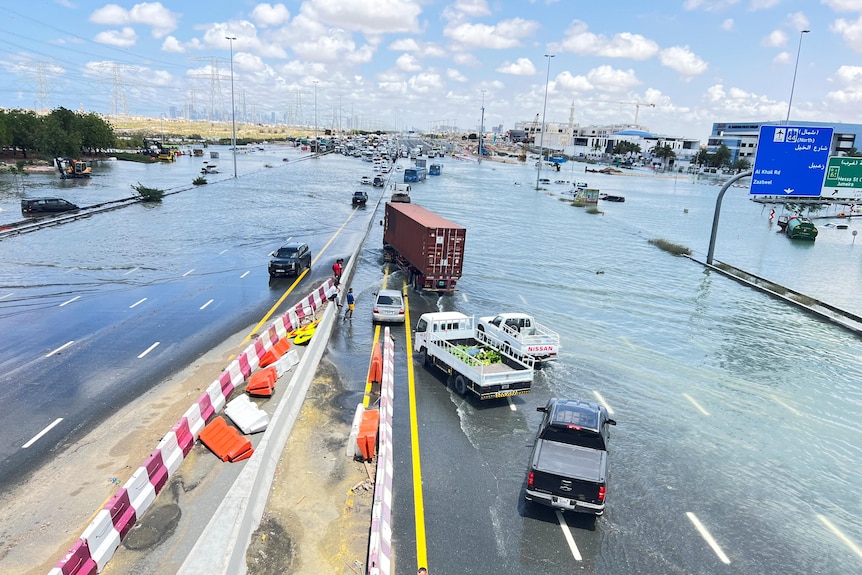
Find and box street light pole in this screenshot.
[225,35,237,178]
[479,89,486,164]
[536,54,554,190]
[313,80,318,155]
[785,29,810,125]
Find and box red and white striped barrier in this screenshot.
[50,279,336,575]
[367,328,395,575]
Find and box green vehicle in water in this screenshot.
[778,215,818,241]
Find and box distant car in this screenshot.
[268,242,311,278]
[21,197,79,215]
[352,190,368,206]
[372,289,405,323]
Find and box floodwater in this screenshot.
[1,147,860,573]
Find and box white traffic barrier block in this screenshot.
[155,431,184,476]
[347,403,363,458]
[226,359,245,387]
[183,403,206,437]
[274,349,300,378]
[205,379,227,414]
[286,309,299,332]
[81,509,121,571]
[123,466,157,517]
[225,395,269,434]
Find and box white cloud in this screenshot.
[762,29,788,47]
[161,35,184,53]
[94,27,138,48]
[554,65,640,93]
[446,68,468,82]
[299,0,422,35]
[721,18,734,30]
[450,0,491,17]
[773,51,790,64]
[826,65,862,105]
[407,72,442,94]
[555,71,593,92]
[659,46,708,78]
[554,20,659,60]
[822,0,862,11]
[496,58,536,76]
[389,38,420,51]
[251,3,290,27]
[703,82,786,119]
[786,12,810,31]
[453,52,481,66]
[89,2,179,38]
[204,21,288,59]
[396,53,422,72]
[586,65,641,91]
[749,0,779,10]
[388,38,446,58]
[682,0,741,11]
[832,15,862,52]
[235,52,267,74]
[444,18,540,49]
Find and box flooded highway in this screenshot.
[1,146,861,574]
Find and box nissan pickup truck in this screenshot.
[477,312,560,363]
[525,398,616,516]
[414,312,534,399]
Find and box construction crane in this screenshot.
[520,113,540,162]
[580,99,655,125]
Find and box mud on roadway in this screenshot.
[246,359,375,575]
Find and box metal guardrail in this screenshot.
[688,256,862,336]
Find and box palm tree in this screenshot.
[652,143,676,169]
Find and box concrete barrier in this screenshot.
[368,327,395,575]
[50,279,337,574]
[48,539,97,575]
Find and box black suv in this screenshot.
[21,197,79,215]
[352,191,368,206]
[269,242,311,278]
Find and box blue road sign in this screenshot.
[750,125,833,196]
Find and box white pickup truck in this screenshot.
[477,312,560,363]
[414,312,535,400]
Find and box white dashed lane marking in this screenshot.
[22,418,63,449]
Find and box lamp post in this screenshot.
[313,80,318,155]
[785,29,810,125]
[225,35,237,178]
[479,89,486,164]
[536,54,554,190]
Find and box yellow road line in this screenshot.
[363,324,381,409]
[243,269,309,343]
[242,209,358,343]
[403,298,428,570]
[363,268,391,407]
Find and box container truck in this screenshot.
[383,202,466,292]
[414,312,535,400]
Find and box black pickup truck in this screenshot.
[525,398,616,516]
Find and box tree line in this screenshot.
[0,107,116,159]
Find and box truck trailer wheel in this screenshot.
[453,375,467,396]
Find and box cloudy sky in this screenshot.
[2,0,862,140]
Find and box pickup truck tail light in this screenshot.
[527,471,535,488]
[598,485,606,502]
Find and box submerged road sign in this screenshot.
[750,125,833,196]
[821,156,862,199]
